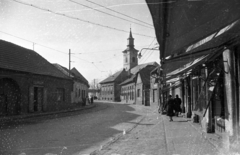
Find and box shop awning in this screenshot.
[164,47,225,82]
[146,0,240,59]
[160,81,181,93]
[165,54,209,81]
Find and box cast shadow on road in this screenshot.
[0,102,144,155]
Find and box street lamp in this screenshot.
[137,47,159,59]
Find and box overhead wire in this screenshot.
[0,30,121,65]
[10,0,155,38]
[0,30,68,55]
[83,0,153,27]
[69,0,153,29]
[139,38,156,63]
[79,44,156,54]
[141,49,156,63]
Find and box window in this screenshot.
[75,88,77,97]
[132,57,135,62]
[57,88,65,101]
[125,57,128,63]
[79,89,81,97]
[137,89,140,97]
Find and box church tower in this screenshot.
[122,29,138,71]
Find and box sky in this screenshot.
[0,0,159,84]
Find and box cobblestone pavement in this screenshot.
[92,106,219,155]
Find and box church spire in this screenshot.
[127,28,134,48]
[129,28,133,38]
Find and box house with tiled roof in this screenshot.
[0,40,74,116]
[53,64,89,105]
[120,62,158,105]
[99,69,128,101]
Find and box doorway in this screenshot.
[0,78,21,115]
[33,87,43,112]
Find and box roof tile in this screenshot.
[0,40,69,79]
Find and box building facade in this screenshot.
[70,68,89,104]
[100,70,128,101]
[53,64,89,105]
[146,0,240,147]
[120,64,158,105]
[0,40,73,116]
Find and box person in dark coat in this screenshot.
[90,96,93,104]
[165,95,175,121]
[174,95,182,116]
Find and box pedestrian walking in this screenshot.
[90,96,93,104]
[165,95,175,121]
[174,95,182,116]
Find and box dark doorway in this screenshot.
[144,90,150,106]
[0,78,21,115]
[33,87,43,112]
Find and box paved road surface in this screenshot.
[0,102,149,155]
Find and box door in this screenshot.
[153,89,158,103]
[0,78,21,115]
[33,87,43,112]
[145,90,150,106]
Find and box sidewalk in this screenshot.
[0,104,96,121]
[91,110,219,155]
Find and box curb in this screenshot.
[0,104,96,121]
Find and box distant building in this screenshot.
[100,29,159,104]
[149,66,161,108]
[0,40,73,116]
[100,69,128,101]
[71,68,89,101]
[120,62,158,105]
[100,29,137,102]
[53,64,89,105]
[88,89,100,99]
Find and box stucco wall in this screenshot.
[0,69,74,115]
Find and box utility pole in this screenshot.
[33,43,35,51]
[69,49,71,77]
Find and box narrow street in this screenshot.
[0,102,152,155]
